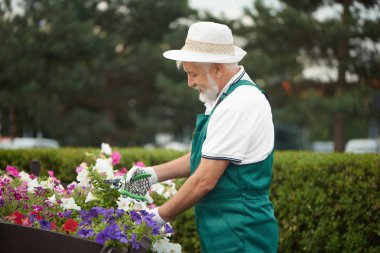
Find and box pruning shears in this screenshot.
[105,169,152,202]
[118,173,151,201]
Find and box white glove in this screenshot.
[125,166,158,185]
[150,207,167,228]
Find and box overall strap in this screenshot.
[215,79,268,110]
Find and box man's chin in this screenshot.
[199,94,214,104]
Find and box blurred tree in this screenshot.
[0,0,195,146]
[237,0,380,151]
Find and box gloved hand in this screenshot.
[105,166,158,201]
[150,207,167,228]
[125,166,158,185]
[118,166,158,200]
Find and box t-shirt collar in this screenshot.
[204,66,246,114]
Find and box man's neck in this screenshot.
[218,66,241,91]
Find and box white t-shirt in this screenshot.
[201,67,274,165]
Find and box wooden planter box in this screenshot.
[0,222,151,253]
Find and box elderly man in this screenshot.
[126,21,278,252]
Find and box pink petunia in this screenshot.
[135,161,145,167]
[110,151,121,165]
[114,167,127,176]
[76,166,83,174]
[6,165,20,178]
[48,170,60,183]
[22,217,32,227]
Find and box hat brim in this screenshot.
[163,46,246,63]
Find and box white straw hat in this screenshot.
[163,22,246,63]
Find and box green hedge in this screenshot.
[1,149,379,252]
[272,152,380,253]
[0,147,184,183]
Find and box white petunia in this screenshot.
[101,143,112,155]
[151,180,177,199]
[19,171,32,183]
[47,194,57,204]
[76,167,90,187]
[168,243,182,253]
[40,178,55,190]
[145,191,154,204]
[27,178,41,193]
[162,187,177,199]
[152,237,181,253]
[152,237,170,253]
[85,191,99,203]
[151,183,165,195]
[132,199,147,211]
[60,197,81,211]
[94,158,114,180]
[116,196,133,211]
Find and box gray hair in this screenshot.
[176,61,238,70]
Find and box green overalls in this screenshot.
[190,79,279,253]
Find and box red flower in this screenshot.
[62,219,78,233]
[51,221,57,231]
[29,211,42,221]
[22,217,32,227]
[8,211,24,225]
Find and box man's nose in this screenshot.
[188,77,195,88]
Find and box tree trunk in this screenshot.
[333,0,351,152]
[333,111,345,151]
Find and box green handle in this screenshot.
[122,173,151,182]
[119,189,148,201]
[131,173,151,181]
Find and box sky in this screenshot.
[188,0,253,19]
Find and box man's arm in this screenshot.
[153,152,191,182]
[157,158,229,221]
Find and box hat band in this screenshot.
[182,39,235,56]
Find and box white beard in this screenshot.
[198,75,219,104]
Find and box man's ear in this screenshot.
[213,63,223,78]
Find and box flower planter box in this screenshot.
[0,222,151,253]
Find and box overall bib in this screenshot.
[190,80,279,253]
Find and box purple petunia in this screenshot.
[38,220,51,230]
[95,222,122,244]
[163,223,174,235]
[115,209,124,218]
[96,230,108,245]
[102,208,116,223]
[90,206,104,218]
[62,210,72,218]
[130,233,139,250]
[120,235,128,244]
[141,212,160,235]
[77,228,95,239]
[130,210,142,224]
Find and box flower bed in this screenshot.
[0,144,181,253]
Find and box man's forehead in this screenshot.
[183,62,204,73]
[183,62,195,72]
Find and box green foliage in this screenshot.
[0,147,185,183]
[272,151,380,252]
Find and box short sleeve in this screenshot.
[201,107,253,164]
